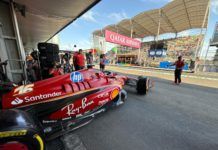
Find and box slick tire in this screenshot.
[0,128,44,150]
[136,77,149,95]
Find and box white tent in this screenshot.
[93,0,209,38]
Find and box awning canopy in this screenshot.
[15,0,100,49]
[93,0,209,38]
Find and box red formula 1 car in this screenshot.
[0,69,151,150]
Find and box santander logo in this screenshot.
[11,97,24,105]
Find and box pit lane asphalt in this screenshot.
[74,77,218,150]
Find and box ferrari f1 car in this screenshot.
[0,69,151,150]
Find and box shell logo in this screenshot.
[110,88,119,99]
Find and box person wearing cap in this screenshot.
[171,56,185,85]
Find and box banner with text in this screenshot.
[105,30,141,48]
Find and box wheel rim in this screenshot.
[146,78,150,91]
[1,141,29,150]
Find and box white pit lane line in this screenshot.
[115,67,218,81]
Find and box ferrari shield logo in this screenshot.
[70,72,83,82]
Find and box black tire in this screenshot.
[0,109,45,150]
[136,77,148,95]
[0,129,45,150]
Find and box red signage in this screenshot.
[105,30,141,48]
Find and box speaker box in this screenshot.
[38,43,60,79]
[38,43,59,54]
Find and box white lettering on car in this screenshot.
[24,92,62,102]
[82,97,94,109]
[98,98,109,106]
[14,84,34,95]
[62,97,94,116]
[97,92,109,98]
[11,92,62,106]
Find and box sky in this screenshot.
[58,0,218,59]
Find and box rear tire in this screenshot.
[136,77,148,95]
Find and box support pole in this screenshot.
[10,1,27,84]
[130,19,135,63]
[203,39,211,71]
[138,47,141,65]
[130,19,133,38]
[115,25,119,64]
[92,34,95,62]
[156,9,162,42]
[115,24,119,34]
[100,29,106,54]
[100,29,103,53]
[195,0,210,59]
[194,0,210,72]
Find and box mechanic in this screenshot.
[26,55,38,82]
[0,58,7,81]
[171,56,185,85]
[75,49,85,71]
[49,62,64,77]
[63,53,72,73]
[100,54,106,72]
[86,51,93,68]
[73,51,78,71]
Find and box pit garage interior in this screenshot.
[0,0,100,84]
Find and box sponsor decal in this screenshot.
[42,120,57,124]
[0,130,27,138]
[11,97,24,105]
[98,98,109,106]
[14,84,34,95]
[62,117,72,121]
[105,30,141,48]
[70,71,84,82]
[97,92,109,98]
[110,88,120,99]
[62,97,94,116]
[11,92,62,105]
[24,92,62,103]
[82,97,93,109]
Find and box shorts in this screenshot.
[100,64,105,70]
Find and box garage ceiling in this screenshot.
[15,0,100,49]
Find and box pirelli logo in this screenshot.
[0,130,27,138]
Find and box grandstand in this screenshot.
[92,0,210,70]
[108,34,203,67]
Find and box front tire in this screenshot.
[0,109,45,150]
[0,130,44,150]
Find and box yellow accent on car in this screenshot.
[110,88,120,99]
[0,130,27,138]
[34,134,44,150]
